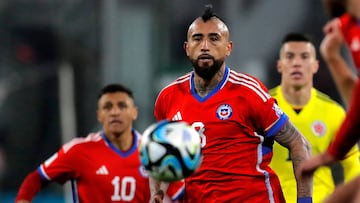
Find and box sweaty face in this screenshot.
[185,18,232,80]
[97,92,137,136]
[277,42,319,89]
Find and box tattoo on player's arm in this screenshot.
[274,121,313,197]
[274,121,311,163]
[274,121,299,148]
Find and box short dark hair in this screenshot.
[322,0,346,18]
[98,83,134,100]
[281,32,313,45]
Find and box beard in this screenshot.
[190,56,225,80]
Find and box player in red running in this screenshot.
[151,5,313,203]
[15,84,150,203]
[301,0,360,202]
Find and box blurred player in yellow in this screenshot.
[269,32,360,203]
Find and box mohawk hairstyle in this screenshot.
[201,4,218,22]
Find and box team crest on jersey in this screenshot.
[272,103,284,117]
[216,104,232,120]
[139,165,149,178]
[311,121,326,137]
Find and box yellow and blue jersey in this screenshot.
[269,86,360,203]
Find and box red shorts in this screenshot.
[181,176,285,203]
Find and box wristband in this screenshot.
[297,197,312,203]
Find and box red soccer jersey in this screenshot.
[326,14,360,159]
[339,13,360,72]
[154,67,288,203]
[37,131,150,203]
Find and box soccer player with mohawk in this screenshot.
[151,5,313,203]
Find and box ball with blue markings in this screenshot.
[140,120,202,182]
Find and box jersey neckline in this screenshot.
[190,66,229,102]
[101,130,139,157]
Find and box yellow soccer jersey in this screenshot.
[269,86,360,203]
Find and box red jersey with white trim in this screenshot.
[327,14,360,160]
[154,67,289,203]
[327,77,360,160]
[37,131,150,203]
[339,13,360,71]
[166,180,185,201]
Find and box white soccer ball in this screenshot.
[139,120,202,182]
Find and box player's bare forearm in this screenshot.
[149,176,163,202]
[149,177,169,203]
[149,176,161,195]
[320,20,357,107]
[323,175,360,203]
[274,121,313,198]
[323,52,357,107]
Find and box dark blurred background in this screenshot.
[0,0,350,202]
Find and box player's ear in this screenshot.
[276,60,282,73]
[132,106,138,121]
[313,59,320,74]
[184,41,189,56]
[226,41,233,56]
[96,110,102,123]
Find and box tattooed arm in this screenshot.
[274,121,313,199]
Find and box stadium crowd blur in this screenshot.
[0,0,352,201]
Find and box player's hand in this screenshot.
[320,18,344,61]
[300,152,336,176]
[152,190,164,203]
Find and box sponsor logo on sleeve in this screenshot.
[272,104,284,117]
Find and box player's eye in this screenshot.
[209,35,219,41]
[192,33,204,41]
[285,53,294,59]
[301,53,310,59]
[103,103,113,110]
[118,102,128,110]
[193,36,202,41]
